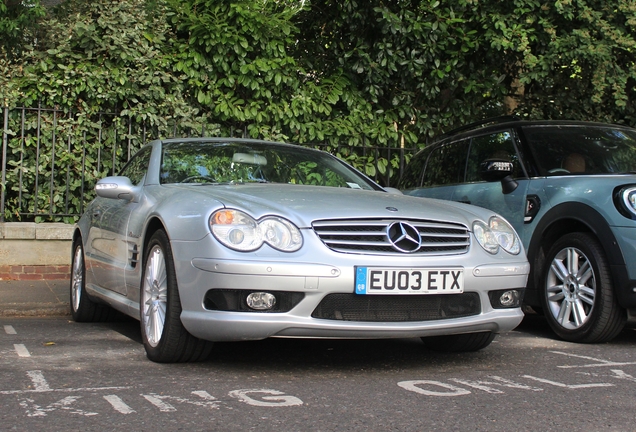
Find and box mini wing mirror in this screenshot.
[479,158,518,194]
[95,176,140,201]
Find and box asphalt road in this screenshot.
[1,314,636,431]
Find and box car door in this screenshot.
[85,147,152,296]
[449,130,528,232]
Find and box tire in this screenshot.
[140,230,213,363]
[541,232,625,343]
[70,239,117,322]
[422,332,496,352]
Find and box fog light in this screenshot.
[488,288,524,309]
[500,290,520,307]
[246,292,277,310]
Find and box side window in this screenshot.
[119,146,152,185]
[421,140,470,187]
[465,131,521,182]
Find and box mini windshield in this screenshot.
[523,125,636,175]
[160,140,378,190]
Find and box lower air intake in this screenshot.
[311,293,480,322]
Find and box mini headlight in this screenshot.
[210,210,303,252]
[473,216,521,255]
[620,186,636,218]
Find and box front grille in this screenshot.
[312,218,470,255]
[311,293,480,322]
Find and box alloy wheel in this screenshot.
[71,245,84,312]
[142,245,168,347]
[545,246,596,330]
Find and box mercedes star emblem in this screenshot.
[386,222,421,253]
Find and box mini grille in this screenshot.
[312,219,470,255]
[311,293,480,322]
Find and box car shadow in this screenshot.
[98,311,636,370]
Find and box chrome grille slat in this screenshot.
[313,218,470,256]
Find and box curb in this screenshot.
[0,305,70,317]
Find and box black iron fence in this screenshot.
[1,105,417,223]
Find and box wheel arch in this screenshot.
[71,227,84,268]
[525,201,625,306]
[142,217,169,264]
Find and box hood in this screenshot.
[164,184,493,228]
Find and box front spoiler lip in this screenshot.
[180,308,524,342]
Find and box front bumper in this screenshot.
[172,239,529,342]
[610,226,636,308]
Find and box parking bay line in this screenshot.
[104,395,136,414]
[14,344,30,357]
[551,351,636,369]
[0,370,131,395]
[4,325,16,335]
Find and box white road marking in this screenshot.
[104,395,136,414]
[1,386,132,395]
[20,396,98,417]
[551,351,636,368]
[487,376,543,391]
[610,370,636,382]
[449,376,543,394]
[522,375,614,389]
[228,389,304,407]
[398,380,472,397]
[27,371,51,391]
[143,394,177,412]
[0,371,131,395]
[14,344,30,357]
[4,325,16,334]
[141,392,220,411]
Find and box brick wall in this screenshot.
[0,265,70,281]
[0,223,74,280]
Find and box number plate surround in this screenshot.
[355,267,464,295]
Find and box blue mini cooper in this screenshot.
[399,117,636,343]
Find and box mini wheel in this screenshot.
[541,232,625,343]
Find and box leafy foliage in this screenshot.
[0,0,46,60]
[1,0,635,222]
[472,0,636,124]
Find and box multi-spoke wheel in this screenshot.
[140,230,213,363]
[141,243,168,347]
[422,332,496,352]
[70,238,114,322]
[541,232,625,343]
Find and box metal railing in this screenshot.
[1,105,417,222]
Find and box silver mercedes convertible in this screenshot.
[71,138,529,362]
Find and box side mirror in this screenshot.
[479,158,518,194]
[95,176,140,202]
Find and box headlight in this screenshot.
[210,209,303,252]
[615,186,636,219]
[473,216,521,255]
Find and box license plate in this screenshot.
[355,267,464,295]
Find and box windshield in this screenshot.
[160,140,378,190]
[523,125,636,175]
